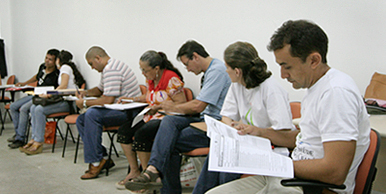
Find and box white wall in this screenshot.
[1,0,386,101]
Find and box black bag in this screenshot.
[32,95,63,106]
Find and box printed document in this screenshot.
[205,115,294,178]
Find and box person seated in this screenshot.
[193,41,296,193]
[8,49,60,148]
[206,20,370,194]
[114,50,187,189]
[75,46,141,180]
[125,40,231,194]
[21,50,85,155]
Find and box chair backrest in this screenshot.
[354,129,381,194]
[290,102,301,119]
[183,87,194,101]
[139,84,147,95]
[7,75,15,85]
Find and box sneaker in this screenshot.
[8,140,25,149]
[7,134,16,142]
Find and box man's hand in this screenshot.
[161,101,176,112]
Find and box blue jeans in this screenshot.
[30,101,70,143]
[148,115,210,194]
[10,95,33,141]
[76,107,128,163]
[192,156,242,194]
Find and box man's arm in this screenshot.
[85,87,103,97]
[15,74,38,86]
[161,99,208,115]
[294,140,356,185]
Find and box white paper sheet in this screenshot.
[131,107,151,127]
[34,86,55,95]
[205,115,294,178]
[103,102,148,110]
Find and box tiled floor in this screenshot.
[1,120,386,194]
[0,122,193,194]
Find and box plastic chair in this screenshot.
[281,129,381,194]
[0,75,16,134]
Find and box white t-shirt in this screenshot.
[291,68,370,194]
[58,64,76,89]
[220,76,294,130]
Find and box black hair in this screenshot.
[176,40,209,60]
[267,20,328,63]
[140,50,184,82]
[224,41,271,89]
[58,50,86,87]
[47,49,60,60]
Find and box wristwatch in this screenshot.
[83,100,88,108]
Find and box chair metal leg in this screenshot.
[74,134,80,163]
[52,124,57,153]
[0,109,4,135]
[62,124,70,158]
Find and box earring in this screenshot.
[156,71,159,78]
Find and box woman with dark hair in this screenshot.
[115,50,186,189]
[21,50,85,155]
[193,41,295,193]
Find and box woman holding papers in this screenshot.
[115,50,186,189]
[21,50,85,155]
[192,41,296,193]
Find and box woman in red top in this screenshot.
[115,51,186,189]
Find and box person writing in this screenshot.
[193,41,295,193]
[114,50,186,189]
[21,50,85,155]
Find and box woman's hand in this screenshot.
[235,124,266,136]
[146,105,160,115]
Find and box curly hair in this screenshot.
[140,50,184,82]
[224,41,271,89]
[58,50,86,87]
[267,20,328,63]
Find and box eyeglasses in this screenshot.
[141,67,152,74]
[183,58,192,67]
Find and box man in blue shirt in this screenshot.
[125,40,231,194]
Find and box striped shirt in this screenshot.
[98,58,141,102]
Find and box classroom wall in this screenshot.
[1,0,386,101]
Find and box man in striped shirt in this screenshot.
[75,46,141,180]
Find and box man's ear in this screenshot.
[192,52,200,61]
[309,52,322,69]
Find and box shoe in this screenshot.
[19,141,34,152]
[80,159,107,180]
[8,140,25,149]
[116,177,133,190]
[24,143,43,155]
[7,134,16,142]
[125,169,163,191]
[85,158,115,173]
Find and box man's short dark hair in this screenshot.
[267,20,328,63]
[177,40,209,60]
[47,49,60,60]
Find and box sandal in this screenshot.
[19,141,34,152]
[125,170,163,191]
[24,143,43,155]
[116,178,132,190]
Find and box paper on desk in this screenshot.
[131,108,151,127]
[34,86,55,95]
[103,102,148,110]
[62,96,98,101]
[204,115,294,178]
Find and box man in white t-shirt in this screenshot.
[206,20,370,194]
